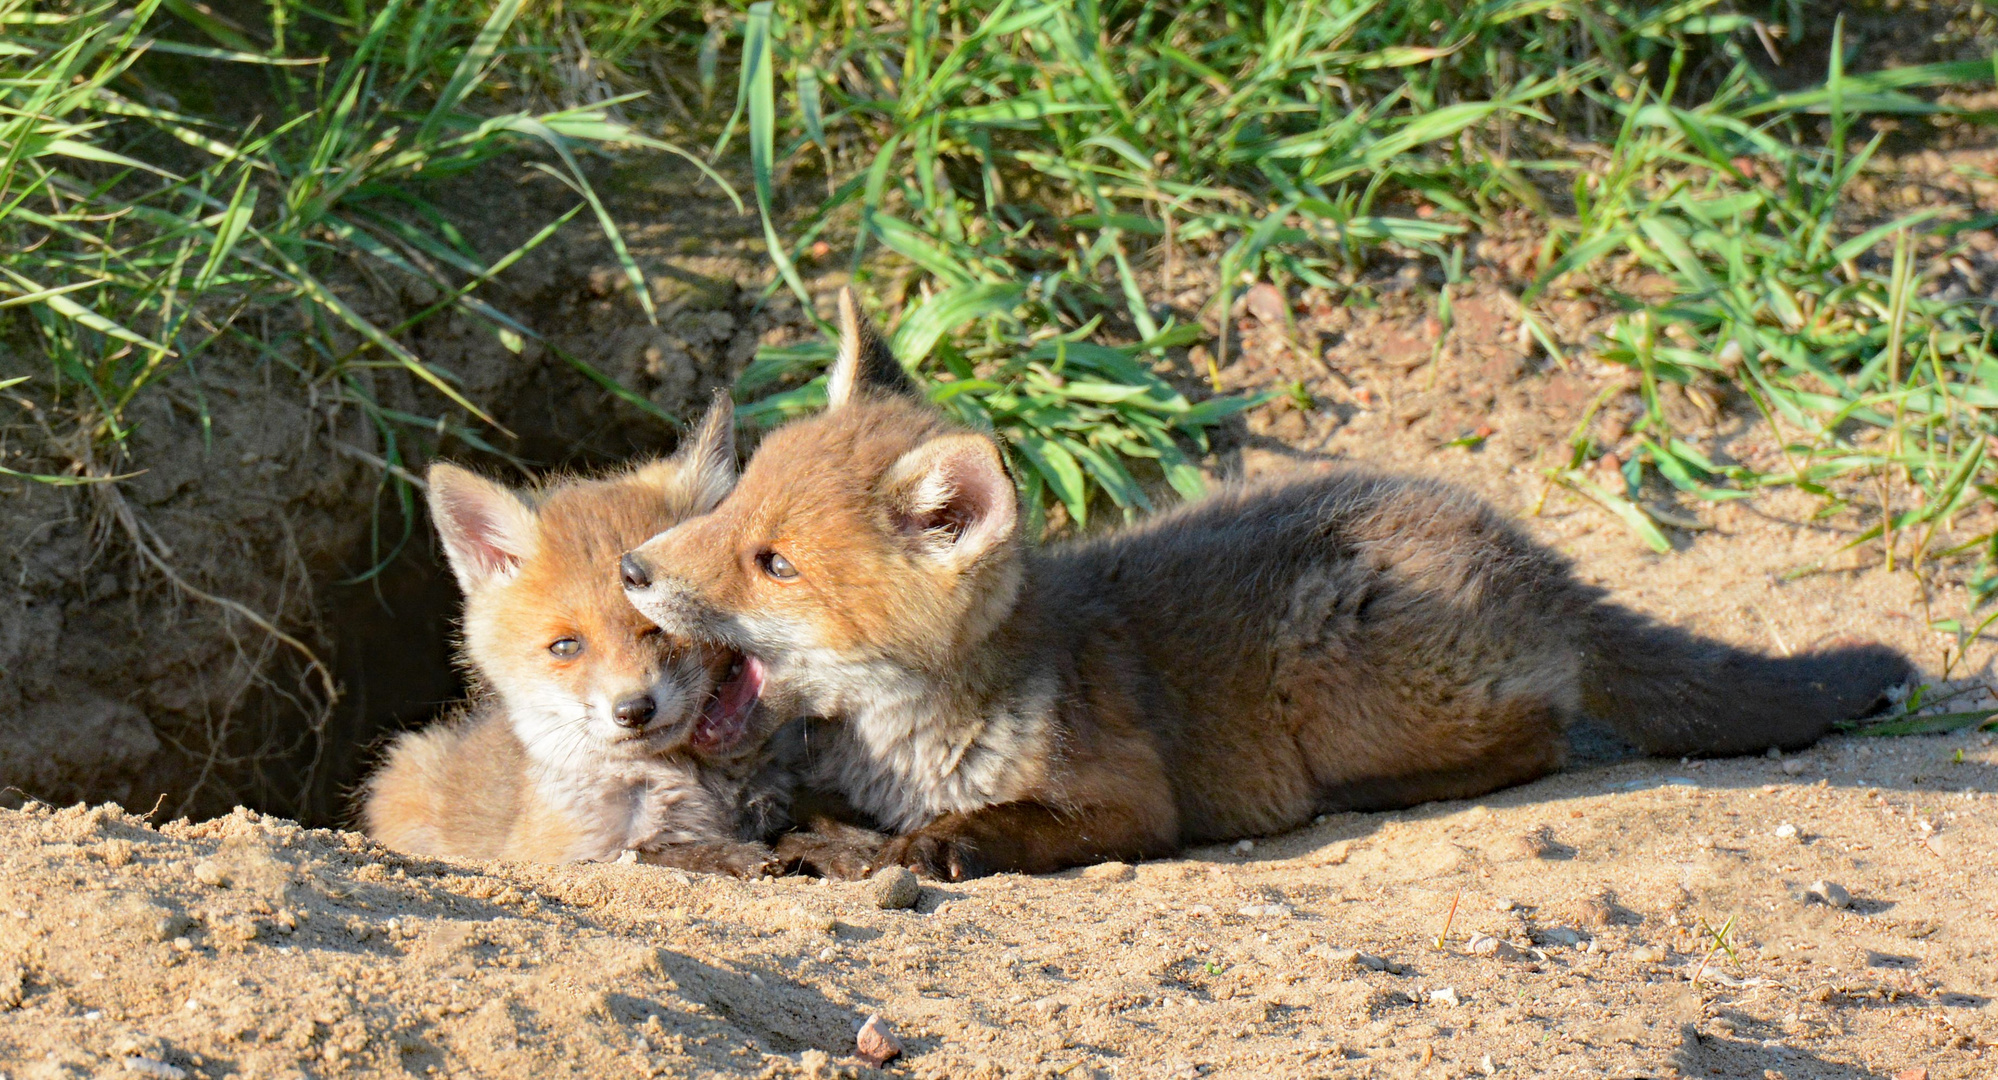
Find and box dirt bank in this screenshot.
[0,156,777,825]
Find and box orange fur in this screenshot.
[362,398,786,874]
[623,291,1910,881]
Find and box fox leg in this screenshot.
[774,818,891,880]
[636,840,780,878]
[877,799,1178,881]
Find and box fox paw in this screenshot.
[636,841,779,879]
[774,829,880,881]
[879,832,987,882]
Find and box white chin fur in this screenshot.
[497,676,724,862]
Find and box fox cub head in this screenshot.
[429,396,768,763]
[621,290,1024,715]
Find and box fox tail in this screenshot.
[1579,603,1912,757]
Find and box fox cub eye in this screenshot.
[548,637,583,657]
[758,551,799,581]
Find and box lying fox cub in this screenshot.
[363,397,787,874]
[620,290,1913,881]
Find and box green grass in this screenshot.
[729,0,1746,523]
[722,0,1998,636]
[8,0,1998,636]
[1535,34,1998,663]
[1,0,719,477]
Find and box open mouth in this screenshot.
[691,651,764,754]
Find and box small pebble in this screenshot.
[870,867,921,911]
[1575,896,1616,928]
[192,861,229,888]
[1493,898,1518,913]
[1082,861,1135,882]
[1244,282,1289,325]
[1774,823,1798,839]
[1464,933,1521,961]
[1510,827,1563,860]
[1629,944,1670,964]
[1430,987,1462,1007]
[1232,839,1255,855]
[786,906,837,935]
[1782,759,1806,776]
[1542,928,1584,947]
[855,1014,902,1066]
[1807,880,1853,909]
[1237,903,1291,919]
[1327,948,1391,972]
[124,1058,187,1080]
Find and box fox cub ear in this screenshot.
[882,433,1018,567]
[826,286,920,408]
[639,389,736,513]
[427,464,538,595]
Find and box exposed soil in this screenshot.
[5,78,1998,1080]
[0,155,781,823]
[4,737,1993,1079]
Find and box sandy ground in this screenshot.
[6,144,1998,1080]
[2,732,1993,1080]
[7,392,1998,1079]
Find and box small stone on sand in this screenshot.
[123,1058,187,1080]
[870,867,921,910]
[1807,880,1852,909]
[856,1014,902,1066]
[1327,947,1390,971]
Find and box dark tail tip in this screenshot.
[1800,639,1916,722]
[1583,604,1918,758]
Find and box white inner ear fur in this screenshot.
[826,287,867,409]
[628,395,737,514]
[427,465,539,595]
[684,402,738,512]
[884,435,1017,566]
[675,394,738,511]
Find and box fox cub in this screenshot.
[362,397,785,874]
[619,290,1913,881]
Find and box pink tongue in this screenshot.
[693,655,765,752]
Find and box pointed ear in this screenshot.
[826,287,920,408]
[426,464,539,596]
[630,391,738,515]
[674,390,737,511]
[881,433,1018,567]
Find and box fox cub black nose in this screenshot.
[620,554,652,591]
[613,694,657,729]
